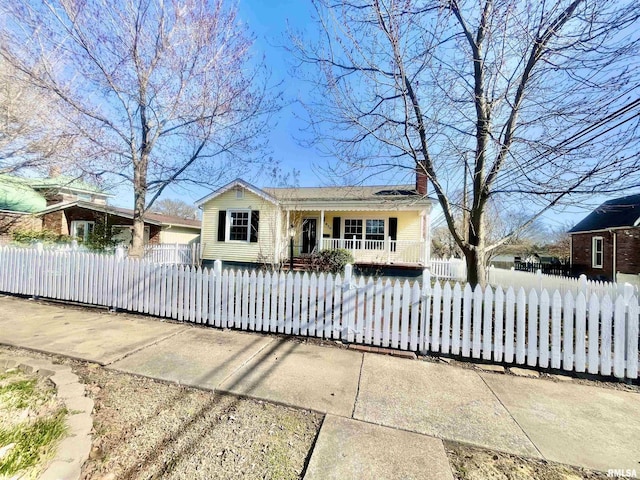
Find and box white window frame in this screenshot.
[70,220,95,242]
[365,219,385,240]
[227,209,251,242]
[592,236,603,268]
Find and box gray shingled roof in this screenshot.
[263,184,420,201]
[569,194,640,233]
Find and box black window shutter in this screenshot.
[389,217,398,240]
[389,217,398,252]
[332,217,341,239]
[250,210,260,243]
[217,210,226,242]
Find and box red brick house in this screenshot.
[569,194,640,282]
[38,200,201,245]
[0,175,200,246]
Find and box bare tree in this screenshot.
[1,0,277,256]
[0,56,81,174]
[149,198,198,220]
[291,0,640,285]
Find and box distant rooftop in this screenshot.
[0,176,46,213]
[569,193,640,233]
[26,176,108,196]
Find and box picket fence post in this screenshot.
[343,264,355,342]
[420,269,432,354]
[578,274,588,297]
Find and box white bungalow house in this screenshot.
[196,173,435,272]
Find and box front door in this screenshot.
[302,218,317,254]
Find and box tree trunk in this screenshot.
[464,247,486,288]
[129,167,147,258]
[464,212,486,287]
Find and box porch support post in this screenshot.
[285,209,291,260]
[274,208,283,264]
[422,208,431,268]
[319,209,325,251]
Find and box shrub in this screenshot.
[310,248,354,274]
[84,222,119,252]
[11,229,71,245]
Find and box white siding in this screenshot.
[159,226,200,244]
[201,189,279,263]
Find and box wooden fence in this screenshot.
[0,246,637,379]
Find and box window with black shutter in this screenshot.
[332,217,341,239]
[217,210,226,242]
[389,217,398,252]
[250,211,260,243]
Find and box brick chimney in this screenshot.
[48,165,61,178]
[415,161,428,195]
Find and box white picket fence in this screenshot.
[142,243,200,266]
[487,266,634,299]
[430,257,467,281]
[0,246,637,379]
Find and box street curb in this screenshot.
[0,355,93,480]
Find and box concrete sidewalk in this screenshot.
[1,294,638,475]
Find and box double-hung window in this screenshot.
[344,219,363,249]
[70,220,94,242]
[365,219,385,249]
[229,210,250,241]
[592,236,603,268]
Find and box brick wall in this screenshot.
[571,228,640,281]
[571,231,614,280]
[0,212,42,244]
[148,226,161,244]
[615,228,640,275]
[43,206,161,245]
[42,211,67,235]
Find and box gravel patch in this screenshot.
[75,365,321,480]
[445,441,607,480]
[0,346,322,480]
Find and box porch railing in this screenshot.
[321,237,425,265]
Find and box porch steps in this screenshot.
[287,256,313,272]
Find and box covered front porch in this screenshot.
[283,208,430,266]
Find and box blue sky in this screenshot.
[148,0,327,210]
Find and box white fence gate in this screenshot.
[430,257,466,281]
[0,246,637,379]
[142,243,201,265]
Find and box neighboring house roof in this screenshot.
[196,178,435,209]
[27,176,110,197]
[37,201,201,229]
[569,194,640,233]
[0,176,47,213]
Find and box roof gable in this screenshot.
[569,193,640,233]
[195,179,279,207]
